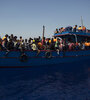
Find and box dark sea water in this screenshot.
[0,65,90,100]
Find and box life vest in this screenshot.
[85,42,89,46]
[78,27,82,30]
[49,40,51,43]
[82,26,86,31]
[53,38,57,42]
[2,37,6,40]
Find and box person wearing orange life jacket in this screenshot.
[84,42,89,46]
[53,37,57,42]
[84,39,90,49]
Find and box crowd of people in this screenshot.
[0,33,90,52]
[54,25,87,34]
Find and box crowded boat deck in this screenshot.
[0,25,90,52]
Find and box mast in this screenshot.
[81,16,83,28]
[42,25,45,39]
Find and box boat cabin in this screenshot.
[54,31,90,43]
[54,31,90,51]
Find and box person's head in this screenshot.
[20,36,22,39]
[61,27,63,29]
[38,36,41,39]
[56,28,58,31]
[5,34,8,38]
[14,36,17,40]
[25,39,27,42]
[75,25,77,27]
[11,34,13,36]
[10,34,14,38]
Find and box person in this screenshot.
[31,40,37,51]
[2,34,8,40]
[68,42,75,51]
[0,38,3,50]
[75,42,80,50]
[24,39,29,50]
[15,40,20,50]
[46,38,50,50]
[84,40,89,49]
[78,26,82,32]
[82,26,86,33]
[55,38,60,50]
[59,28,61,33]
[7,39,14,50]
[53,37,57,42]
[10,34,14,40]
[80,42,85,50]
[55,38,60,54]
[37,41,42,50]
[54,28,59,34]
[20,36,23,42]
[59,39,63,51]
[38,36,41,41]
[73,25,77,32]
[50,38,55,50]
[65,26,72,32]
[61,27,65,32]
[42,37,46,50]
[2,37,8,50]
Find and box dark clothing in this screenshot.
[73,28,77,32]
[7,41,14,50]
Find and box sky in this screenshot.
[0,0,90,39]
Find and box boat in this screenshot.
[0,29,90,68]
[0,26,90,82]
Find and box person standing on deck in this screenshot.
[54,28,59,34]
[82,26,86,33]
[78,26,82,32]
[73,25,77,32]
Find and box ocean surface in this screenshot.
[0,65,90,100]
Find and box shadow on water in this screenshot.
[0,63,90,100]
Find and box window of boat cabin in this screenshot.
[60,35,76,43]
[57,35,90,44]
[77,36,90,43]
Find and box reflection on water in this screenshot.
[0,66,90,100]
